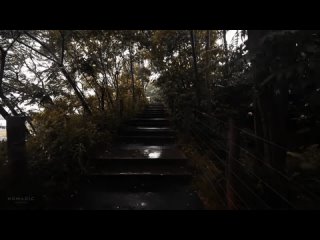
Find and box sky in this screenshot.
[227,30,237,43]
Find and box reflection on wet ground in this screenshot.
[143,148,162,159]
[100,144,187,159]
[135,127,171,130]
[79,191,203,210]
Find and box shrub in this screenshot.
[26,105,112,196]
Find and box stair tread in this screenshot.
[88,167,192,176]
[97,146,187,160]
[74,190,203,210]
[75,103,203,209]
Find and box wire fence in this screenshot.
[182,109,320,209]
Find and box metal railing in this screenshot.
[179,109,320,209]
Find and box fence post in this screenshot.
[119,99,123,118]
[7,116,27,185]
[226,117,240,209]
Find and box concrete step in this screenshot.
[136,115,168,119]
[74,103,204,209]
[127,118,171,127]
[143,110,168,114]
[97,144,187,160]
[115,143,178,149]
[143,109,167,112]
[118,126,176,136]
[116,135,176,144]
[93,159,190,171]
[91,164,191,174]
[81,170,192,192]
[145,105,165,108]
[73,190,203,210]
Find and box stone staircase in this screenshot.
[75,103,203,210]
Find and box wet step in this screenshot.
[74,190,203,210]
[117,135,176,144]
[143,109,168,113]
[81,170,192,192]
[97,144,187,159]
[136,113,168,118]
[145,105,167,108]
[92,160,190,171]
[144,111,167,114]
[116,143,178,149]
[143,109,166,111]
[143,108,167,111]
[145,105,166,108]
[92,163,190,172]
[127,118,171,127]
[75,103,204,209]
[142,111,168,115]
[118,126,176,136]
[93,145,189,169]
[90,167,191,176]
[137,115,168,118]
[143,107,167,111]
[142,109,168,113]
[90,145,191,181]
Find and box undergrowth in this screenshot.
[177,132,226,210]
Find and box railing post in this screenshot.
[119,99,123,118]
[226,117,240,209]
[7,116,27,184]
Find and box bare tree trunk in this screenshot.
[205,30,211,91]
[0,105,9,118]
[115,74,120,102]
[100,86,105,111]
[222,30,229,78]
[129,44,135,104]
[105,85,114,110]
[0,49,19,116]
[99,48,115,110]
[60,67,92,115]
[190,30,200,107]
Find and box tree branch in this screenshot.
[6,33,21,52]
[23,31,59,62]
[59,30,65,65]
[17,39,57,63]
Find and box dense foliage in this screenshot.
[1,30,320,208]
[0,30,149,197]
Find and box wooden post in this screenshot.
[119,99,123,118]
[226,118,240,210]
[7,116,27,184]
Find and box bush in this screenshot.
[26,105,112,196]
[25,96,146,202]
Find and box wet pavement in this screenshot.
[75,103,204,210]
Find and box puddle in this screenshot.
[143,148,162,159]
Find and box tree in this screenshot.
[18,30,92,115]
